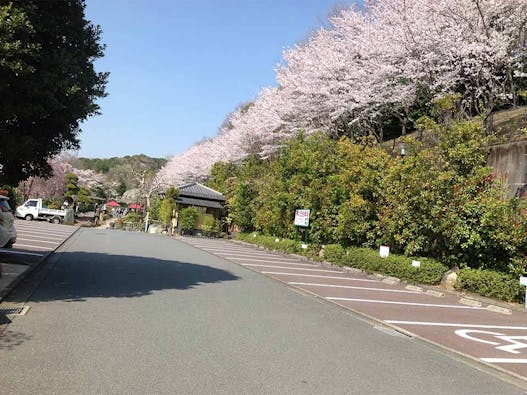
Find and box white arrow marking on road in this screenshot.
[495,336,527,354]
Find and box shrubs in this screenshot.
[238,232,527,302]
[342,248,447,285]
[179,207,199,233]
[455,268,523,303]
[323,244,345,263]
[237,233,303,254]
[237,233,447,285]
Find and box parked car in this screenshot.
[0,195,17,248]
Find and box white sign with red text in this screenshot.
[294,209,310,227]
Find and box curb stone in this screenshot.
[405,285,424,292]
[459,297,483,307]
[425,290,444,297]
[486,304,512,315]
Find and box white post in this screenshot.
[520,277,527,309]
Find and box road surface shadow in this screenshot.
[7,251,240,303]
[0,328,32,350]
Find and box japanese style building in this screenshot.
[174,182,226,219]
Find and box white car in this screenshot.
[0,195,17,248]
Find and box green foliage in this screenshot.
[197,214,221,237]
[255,133,345,243]
[341,248,447,285]
[0,0,108,185]
[180,207,199,232]
[159,186,178,225]
[0,3,39,75]
[216,121,527,294]
[64,173,79,197]
[323,244,345,263]
[237,233,303,254]
[455,268,523,303]
[148,195,161,221]
[123,211,141,223]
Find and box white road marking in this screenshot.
[288,282,420,294]
[15,229,72,237]
[328,297,486,309]
[242,264,342,273]
[384,321,527,331]
[0,250,44,256]
[13,232,65,240]
[15,229,73,237]
[262,272,378,282]
[481,358,527,364]
[231,258,315,266]
[12,243,53,250]
[16,238,59,245]
[455,330,527,355]
[207,250,302,260]
[231,256,314,266]
[16,228,72,240]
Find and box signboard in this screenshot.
[294,209,310,227]
[520,277,527,286]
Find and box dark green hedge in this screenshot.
[237,233,304,254]
[455,268,523,303]
[341,248,447,285]
[237,234,447,285]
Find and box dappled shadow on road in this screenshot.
[0,329,32,350]
[9,251,240,303]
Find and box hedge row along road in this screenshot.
[181,237,527,383]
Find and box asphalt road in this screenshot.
[0,229,524,394]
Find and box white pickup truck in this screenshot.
[16,198,67,223]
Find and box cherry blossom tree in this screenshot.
[157,0,527,183]
[17,158,72,201]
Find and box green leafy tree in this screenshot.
[0,0,108,185]
[148,195,161,221]
[159,187,178,226]
[64,173,80,198]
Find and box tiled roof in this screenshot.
[177,182,226,202]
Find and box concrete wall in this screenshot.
[488,141,527,197]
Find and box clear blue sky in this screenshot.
[80,0,354,159]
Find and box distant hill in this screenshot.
[74,154,167,174]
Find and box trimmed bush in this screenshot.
[341,248,447,285]
[180,207,199,232]
[455,268,523,303]
[237,233,303,254]
[324,244,345,263]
